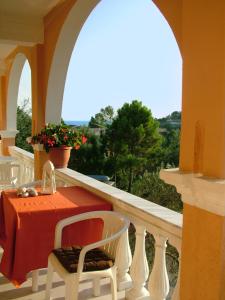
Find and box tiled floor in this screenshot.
[0,248,125,300]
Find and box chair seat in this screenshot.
[52,246,114,273]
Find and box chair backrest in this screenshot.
[41,160,56,194]
[100,211,129,258]
[0,163,20,186]
[55,210,130,258]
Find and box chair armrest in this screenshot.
[76,224,129,275]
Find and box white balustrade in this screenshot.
[115,229,132,290]
[148,234,169,300]
[8,146,182,299]
[126,224,150,300]
[9,146,34,184]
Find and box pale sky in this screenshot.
[18,0,182,121]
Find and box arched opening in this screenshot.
[7,53,31,130]
[16,60,32,152]
[46,0,181,124]
[46,0,100,123]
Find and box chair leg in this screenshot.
[65,278,78,300]
[45,261,54,300]
[110,268,118,300]
[93,277,101,296]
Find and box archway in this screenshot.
[46,0,181,124]
[7,53,30,130]
[46,0,100,123]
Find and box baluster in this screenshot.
[126,224,149,300]
[171,247,181,300]
[148,234,169,300]
[115,228,132,290]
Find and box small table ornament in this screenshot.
[17,187,38,198]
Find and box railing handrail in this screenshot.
[9,146,34,160]
[55,168,182,246]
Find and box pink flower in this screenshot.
[82,136,87,144]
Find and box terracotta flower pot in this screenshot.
[49,146,72,168]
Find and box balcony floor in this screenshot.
[0,248,125,300]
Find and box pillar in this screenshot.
[0,130,19,155]
[31,44,48,179]
[158,0,225,299]
[160,170,225,300]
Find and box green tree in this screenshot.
[16,99,33,152]
[105,100,162,192]
[163,129,180,167]
[89,105,114,128]
[68,132,107,175]
[157,111,181,130]
[132,171,183,212]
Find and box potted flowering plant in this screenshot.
[28,123,87,168]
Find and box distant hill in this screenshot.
[65,120,89,126]
[157,111,181,130]
[65,111,181,130]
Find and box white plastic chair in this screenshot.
[19,160,56,194]
[0,163,21,190]
[45,211,130,300]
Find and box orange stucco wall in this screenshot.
[180,1,225,178]
[181,204,225,300]
[0,0,76,134]
[153,0,182,52]
[1,137,16,155]
[43,0,76,108]
[0,0,77,176]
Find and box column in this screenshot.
[161,170,225,300]
[0,130,18,155]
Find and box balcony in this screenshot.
[0,146,182,300]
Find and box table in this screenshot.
[0,186,112,286]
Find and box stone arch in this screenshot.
[46,0,181,124]
[46,0,100,123]
[7,53,30,130]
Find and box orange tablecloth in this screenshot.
[0,186,112,285]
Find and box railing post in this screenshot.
[148,234,169,300]
[115,228,132,290]
[126,224,150,300]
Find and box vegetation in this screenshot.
[157,111,181,130]
[89,105,114,128]
[69,101,182,213]
[104,100,162,192]
[16,100,182,213]
[132,171,182,212]
[16,99,33,153]
[29,122,87,152]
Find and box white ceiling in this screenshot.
[0,0,63,73]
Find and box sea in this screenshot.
[65,120,89,127]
